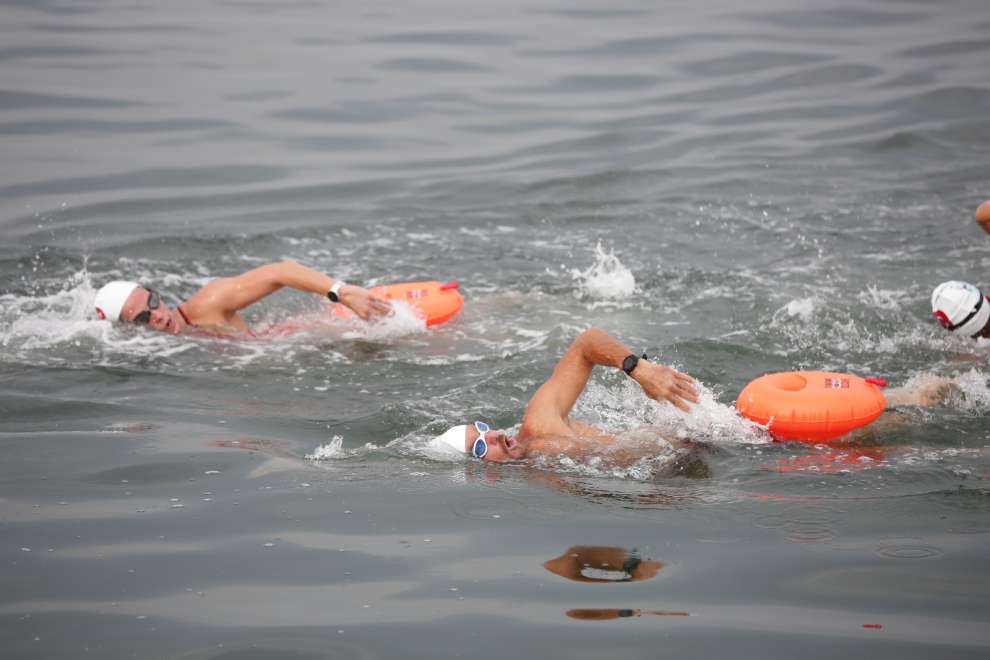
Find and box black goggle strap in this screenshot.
[946,293,985,332]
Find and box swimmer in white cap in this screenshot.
[93,261,391,336]
[432,327,699,462]
[931,281,990,340]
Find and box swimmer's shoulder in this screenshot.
[521,424,618,459]
[182,281,252,332]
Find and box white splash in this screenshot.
[887,369,990,411]
[856,285,906,312]
[347,300,426,341]
[306,435,344,461]
[952,368,990,411]
[772,297,816,325]
[576,375,768,446]
[1,270,100,346]
[570,242,636,300]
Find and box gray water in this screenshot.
[2,0,990,658]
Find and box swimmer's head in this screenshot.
[95,281,185,335]
[931,281,990,339]
[976,200,990,230]
[430,422,524,462]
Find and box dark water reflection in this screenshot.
[544,545,664,584]
[566,608,690,621]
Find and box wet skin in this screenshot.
[455,328,701,463]
[462,426,526,462]
[119,287,187,335]
[110,262,392,337]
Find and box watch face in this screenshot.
[622,355,638,374]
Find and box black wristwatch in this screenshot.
[622,353,648,376]
[327,280,345,303]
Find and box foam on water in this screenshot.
[533,448,681,482]
[856,285,909,312]
[947,368,990,412]
[1,271,107,348]
[305,435,345,461]
[755,282,976,371]
[570,242,636,301]
[575,375,769,446]
[342,301,426,341]
[773,297,817,324]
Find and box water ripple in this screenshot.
[0,88,141,110]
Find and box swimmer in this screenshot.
[976,199,990,236]
[931,280,990,340]
[93,261,392,336]
[432,327,699,462]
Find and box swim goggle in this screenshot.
[470,421,491,458]
[131,289,161,324]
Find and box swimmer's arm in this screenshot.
[844,376,960,437]
[884,376,958,407]
[521,328,698,435]
[192,261,390,320]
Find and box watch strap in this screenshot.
[327,280,346,303]
[622,352,648,376]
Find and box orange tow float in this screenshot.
[333,280,464,327]
[736,371,887,443]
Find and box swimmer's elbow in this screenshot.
[576,326,609,343]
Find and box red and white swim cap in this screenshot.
[931,281,989,338]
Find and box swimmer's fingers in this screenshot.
[340,285,387,321]
[368,295,393,318]
[637,363,698,412]
[674,377,700,404]
[667,393,694,413]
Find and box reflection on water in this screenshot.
[547,546,687,624]
[544,545,663,584]
[567,608,690,621]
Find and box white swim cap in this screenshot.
[94,280,139,321]
[931,281,989,338]
[430,425,468,454]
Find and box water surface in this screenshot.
[2,0,989,658]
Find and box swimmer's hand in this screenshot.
[632,362,699,413]
[339,285,393,321]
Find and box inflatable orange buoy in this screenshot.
[332,280,463,327]
[736,371,887,443]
